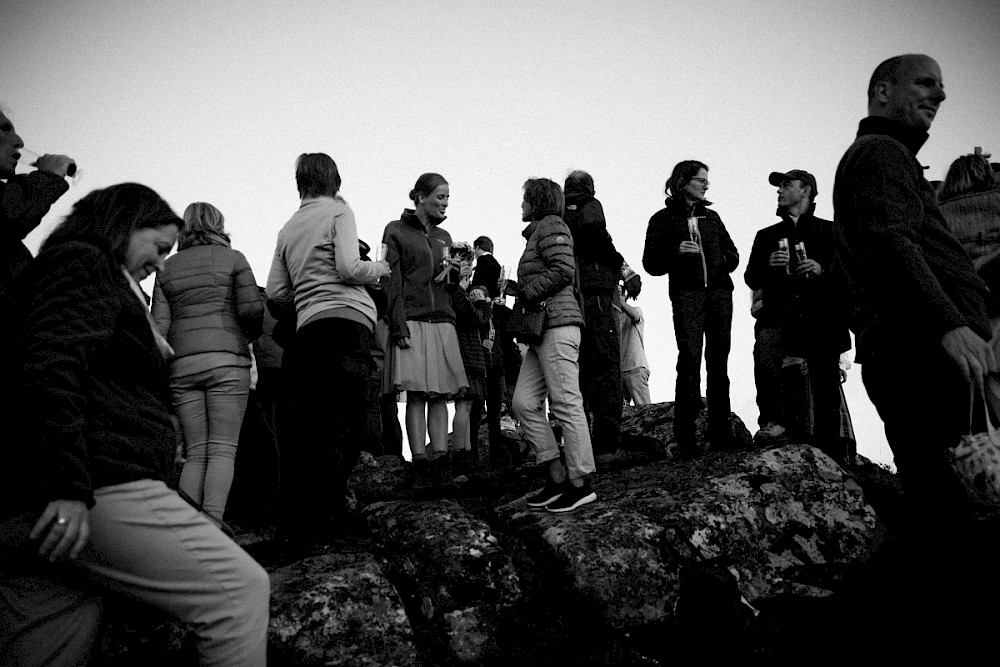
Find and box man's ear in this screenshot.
[872,81,892,105]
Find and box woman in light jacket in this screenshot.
[152,202,263,523]
[513,177,597,513]
[266,153,389,544]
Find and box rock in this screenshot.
[268,551,418,666]
[494,442,883,663]
[350,451,413,504]
[620,402,752,459]
[364,499,522,665]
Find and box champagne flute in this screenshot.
[497,265,510,302]
[373,243,389,288]
[17,148,81,186]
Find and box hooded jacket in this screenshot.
[563,192,624,295]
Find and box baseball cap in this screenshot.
[768,169,818,198]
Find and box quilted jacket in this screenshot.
[516,215,584,330]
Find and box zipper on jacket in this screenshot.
[426,230,436,312]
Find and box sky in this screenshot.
[3,0,1000,468]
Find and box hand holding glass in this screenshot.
[18,149,81,186]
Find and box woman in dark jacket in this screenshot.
[643,160,739,454]
[3,184,268,665]
[382,173,469,490]
[152,202,263,523]
[513,178,597,513]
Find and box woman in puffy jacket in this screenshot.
[513,178,597,513]
[152,202,263,523]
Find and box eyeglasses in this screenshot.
[689,177,710,187]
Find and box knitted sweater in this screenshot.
[14,237,177,512]
[832,116,991,359]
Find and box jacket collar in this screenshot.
[401,208,447,232]
[521,214,561,240]
[775,205,817,224]
[666,196,713,215]
[857,116,930,156]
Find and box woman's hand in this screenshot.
[396,336,411,349]
[29,499,90,562]
[678,240,701,255]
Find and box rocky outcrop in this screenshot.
[94,402,890,665]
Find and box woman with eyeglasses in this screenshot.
[642,160,739,456]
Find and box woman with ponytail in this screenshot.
[382,173,468,493]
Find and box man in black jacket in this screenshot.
[471,235,501,299]
[833,54,996,662]
[744,169,851,461]
[1,108,95,666]
[564,170,641,456]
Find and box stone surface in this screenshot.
[364,499,522,665]
[494,442,883,661]
[268,551,418,666]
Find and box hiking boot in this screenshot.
[753,422,786,443]
[412,458,433,497]
[525,479,566,508]
[546,479,597,513]
[432,455,459,496]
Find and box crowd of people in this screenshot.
[3,50,1000,663]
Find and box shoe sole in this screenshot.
[546,492,597,513]
[525,492,563,508]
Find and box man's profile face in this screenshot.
[776,179,809,211]
[0,111,24,179]
[879,57,946,130]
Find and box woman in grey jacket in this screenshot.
[513,178,597,513]
[152,202,263,523]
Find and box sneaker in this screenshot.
[754,422,786,441]
[525,479,566,508]
[546,479,597,513]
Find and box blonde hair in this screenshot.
[178,202,229,250]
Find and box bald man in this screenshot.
[833,54,997,662]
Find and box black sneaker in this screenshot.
[525,479,566,508]
[546,479,597,513]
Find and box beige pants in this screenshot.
[1,480,269,667]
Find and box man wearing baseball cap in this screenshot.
[743,169,852,462]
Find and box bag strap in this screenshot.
[967,384,997,436]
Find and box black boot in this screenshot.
[431,454,459,496]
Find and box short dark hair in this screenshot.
[665,160,709,199]
[940,153,998,202]
[42,183,182,265]
[295,153,341,199]
[523,178,564,220]
[473,235,493,252]
[409,173,448,204]
[564,170,595,197]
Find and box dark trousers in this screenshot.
[671,288,733,446]
[753,321,783,428]
[857,344,1000,662]
[471,362,505,459]
[805,351,844,460]
[580,294,623,453]
[280,318,373,541]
